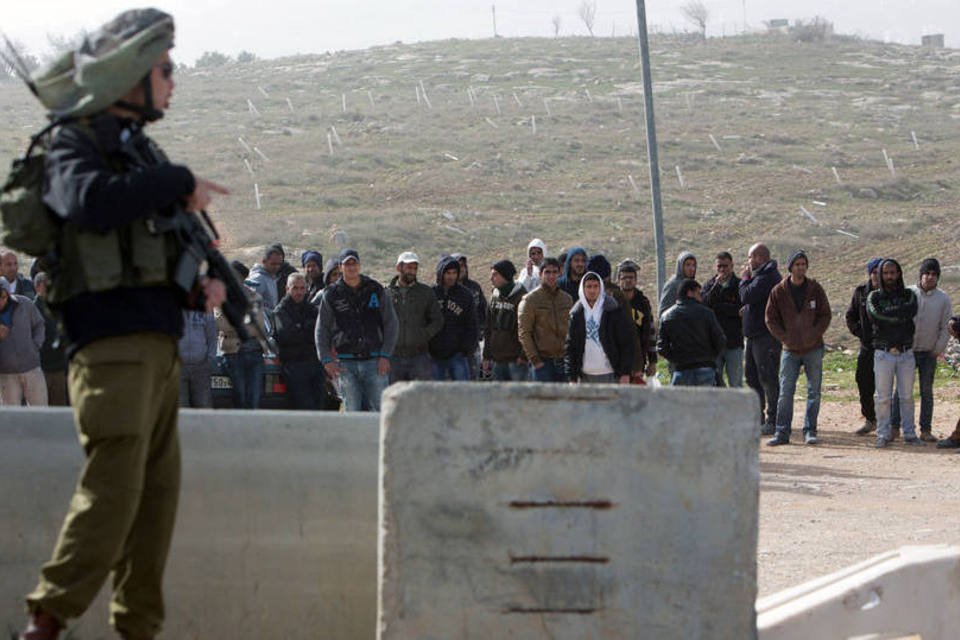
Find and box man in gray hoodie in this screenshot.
[909,258,952,441]
[658,251,697,315]
[0,286,46,405]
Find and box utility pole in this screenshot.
[492,5,498,37]
[633,0,667,302]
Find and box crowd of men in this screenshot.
[5,236,960,451]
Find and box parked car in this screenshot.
[210,355,291,409]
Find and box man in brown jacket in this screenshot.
[765,250,831,446]
[518,258,574,382]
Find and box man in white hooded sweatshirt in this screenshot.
[564,272,634,384]
[517,238,547,291]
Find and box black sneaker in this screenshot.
[937,438,960,449]
[874,437,890,449]
[903,435,926,446]
[919,432,937,443]
[855,420,876,436]
[804,433,818,445]
[766,435,789,446]
[760,423,776,436]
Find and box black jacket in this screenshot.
[461,277,487,339]
[565,294,635,379]
[845,281,875,349]
[867,260,917,351]
[273,295,319,364]
[739,260,781,339]
[315,275,398,361]
[483,282,527,363]
[43,113,192,354]
[702,274,743,349]
[430,257,477,359]
[657,298,725,369]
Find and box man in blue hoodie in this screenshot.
[739,243,782,434]
[430,256,477,381]
[558,247,588,299]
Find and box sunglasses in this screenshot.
[156,62,174,80]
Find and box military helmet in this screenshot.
[32,8,174,119]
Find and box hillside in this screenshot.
[2,34,960,345]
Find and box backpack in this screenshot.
[0,120,68,257]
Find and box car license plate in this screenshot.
[211,375,233,390]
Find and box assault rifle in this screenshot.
[120,129,277,355]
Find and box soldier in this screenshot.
[18,10,227,640]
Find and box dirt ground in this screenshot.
[757,401,960,596]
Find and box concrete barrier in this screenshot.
[0,407,379,640]
[757,545,960,639]
[378,383,760,639]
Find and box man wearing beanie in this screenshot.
[483,260,529,381]
[765,250,832,446]
[909,258,951,441]
[301,250,324,302]
[845,258,885,435]
[519,239,547,291]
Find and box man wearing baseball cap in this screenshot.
[387,251,443,382]
[315,249,398,411]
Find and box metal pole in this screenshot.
[633,0,667,304]
[492,5,498,37]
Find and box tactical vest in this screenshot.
[45,121,178,307]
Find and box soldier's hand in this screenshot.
[185,177,229,212]
[645,361,657,377]
[324,361,341,379]
[377,357,390,377]
[200,276,227,312]
[618,375,630,385]
[0,325,8,340]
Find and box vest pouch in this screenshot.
[74,228,123,292]
[0,154,61,257]
[129,217,170,285]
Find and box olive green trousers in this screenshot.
[27,332,181,638]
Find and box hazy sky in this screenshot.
[5,0,958,65]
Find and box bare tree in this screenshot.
[552,14,562,38]
[578,0,597,37]
[680,0,710,39]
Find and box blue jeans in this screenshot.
[222,350,264,409]
[774,347,823,439]
[914,350,937,432]
[531,358,567,383]
[390,353,433,383]
[671,367,716,387]
[338,358,387,412]
[431,355,471,381]
[283,360,325,410]
[875,349,916,440]
[492,361,529,381]
[716,348,744,387]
